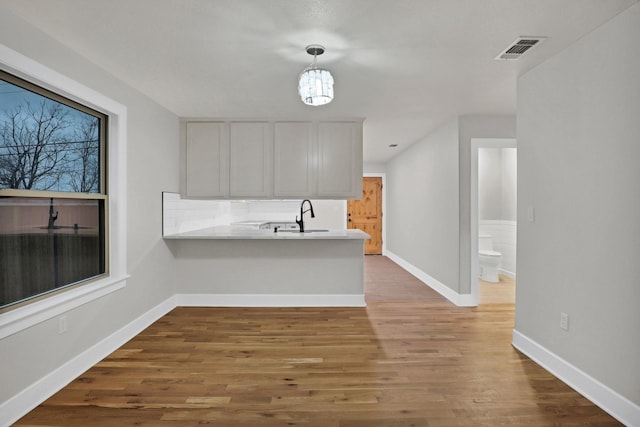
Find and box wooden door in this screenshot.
[347,177,382,254]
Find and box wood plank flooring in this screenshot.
[14,256,621,426]
[479,275,515,305]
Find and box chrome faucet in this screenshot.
[295,199,315,232]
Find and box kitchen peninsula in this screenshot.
[164,226,369,307]
[162,192,370,307]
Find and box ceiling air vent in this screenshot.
[495,37,546,60]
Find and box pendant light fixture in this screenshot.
[298,44,334,106]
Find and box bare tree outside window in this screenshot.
[0,80,101,193]
[1,73,106,311]
[0,101,70,190]
[66,116,100,193]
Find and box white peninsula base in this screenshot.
[165,228,369,307]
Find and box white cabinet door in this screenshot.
[273,122,314,197]
[229,121,273,197]
[317,122,363,198]
[184,119,362,200]
[185,121,229,198]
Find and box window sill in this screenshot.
[0,275,129,340]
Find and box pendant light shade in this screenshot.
[298,45,334,106]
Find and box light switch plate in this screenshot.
[527,206,535,222]
[560,312,569,331]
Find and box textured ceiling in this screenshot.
[2,0,637,163]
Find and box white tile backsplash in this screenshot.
[229,200,302,223]
[162,193,344,236]
[163,192,232,235]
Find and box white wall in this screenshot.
[0,6,180,415]
[516,1,640,414]
[478,148,503,220]
[386,119,460,291]
[363,162,387,174]
[478,147,517,222]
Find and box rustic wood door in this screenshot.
[347,177,382,254]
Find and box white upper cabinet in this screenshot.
[185,121,229,198]
[229,121,273,197]
[183,119,362,199]
[273,122,314,198]
[317,122,363,198]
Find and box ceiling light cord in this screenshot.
[308,51,318,70]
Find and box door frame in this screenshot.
[470,138,516,304]
[345,173,387,255]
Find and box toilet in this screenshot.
[479,234,502,283]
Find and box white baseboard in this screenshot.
[498,268,516,279]
[0,291,368,426]
[512,330,640,427]
[385,250,475,307]
[0,297,176,427]
[175,293,366,307]
[5,290,637,427]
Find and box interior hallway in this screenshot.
[14,256,620,426]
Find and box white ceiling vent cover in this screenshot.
[495,37,546,60]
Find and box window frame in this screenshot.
[0,43,128,339]
[1,70,108,194]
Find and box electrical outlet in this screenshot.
[58,315,67,334]
[560,312,569,331]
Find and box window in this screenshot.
[0,45,126,339]
[0,71,107,311]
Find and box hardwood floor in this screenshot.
[479,275,516,305]
[14,256,621,426]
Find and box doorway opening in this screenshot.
[348,175,385,255]
[471,139,517,305]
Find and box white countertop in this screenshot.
[164,226,370,240]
